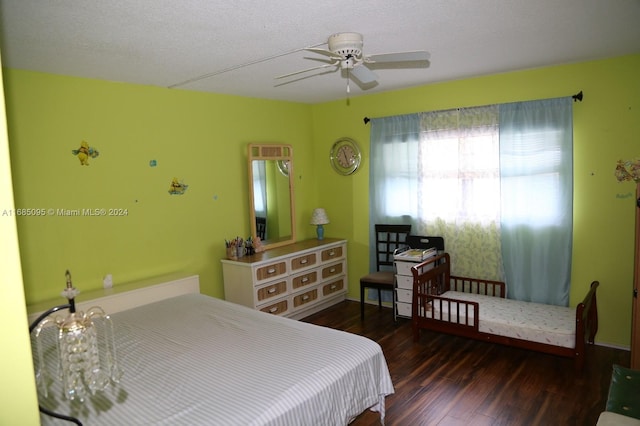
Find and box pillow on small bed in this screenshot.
[606,364,640,420]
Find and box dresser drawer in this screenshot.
[321,246,343,262]
[322,278,344,296]
[396,301,412,317]
[293,288,318,308]
[256,280,287,302]
[396,257,435,276]
[321,261,344,279]
[255,261,287,283]
[396,288,412,303]
[291,253,317,271]
[291,270,318,290]
[396,275,413,290]
[395,260,419,276]
[259,299,289,316]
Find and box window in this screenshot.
[419,108,500,225]
[370,97,573,305]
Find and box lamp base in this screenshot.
[316,224,325,240]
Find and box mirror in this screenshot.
[248,144,296,251]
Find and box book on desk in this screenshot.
[393,246,438,262]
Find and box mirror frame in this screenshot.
[248,143,296,251]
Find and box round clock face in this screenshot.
[330,138,361,175]
[276,159,290,176]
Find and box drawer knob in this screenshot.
[268,288,276,294]
[330,285,336,290]
[329,268,336,273]
[302,295,309,301]
[267,268,276,274]
[300,259,308,264]
[328,250,335,256]
[269,307,279,313]
[301,277,309,283]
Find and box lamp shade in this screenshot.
[310,208,330,225]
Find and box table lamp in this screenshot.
[310,208,330,240]
[30,270,123,425]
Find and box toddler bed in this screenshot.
[29,275,394,425]
[410,254,599,371]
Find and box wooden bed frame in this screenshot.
[410,253,599,371]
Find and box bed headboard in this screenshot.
[27,274,200,323]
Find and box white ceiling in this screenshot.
[1,0,639,104]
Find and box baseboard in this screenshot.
[345,295,393,307]
[594,341,631,351]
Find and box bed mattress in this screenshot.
[433,291,576,348]
[34,293,394,425]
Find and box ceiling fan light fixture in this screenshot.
[328,32,363,59]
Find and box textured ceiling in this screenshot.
[1,0,639,104]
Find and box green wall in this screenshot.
[0,59,40,426]
[310,54,640,348]
[3,70,317,303]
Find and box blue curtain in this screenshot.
[252,160,267,219]
[369,114,421,270]
[499,97,573,305]
[368,114,420,302]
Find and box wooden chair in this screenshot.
[360,224,411,320]
[255,217,266,240]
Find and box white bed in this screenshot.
[31,277,394,425]
[431,291,576,348]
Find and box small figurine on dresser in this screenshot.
[253,236,264,253]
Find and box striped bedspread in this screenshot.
[36,293,394,425]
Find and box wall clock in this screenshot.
[330,137,361,175]
[276,159,290,176]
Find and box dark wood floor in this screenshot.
[301,300,630,426]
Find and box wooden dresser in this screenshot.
[221,238,347,320]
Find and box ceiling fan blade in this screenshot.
[350,64,378,84]
[303,56,338,64]
[275,63,337,80]
[365,50,431,64]
[305,47,343,60]
[274,67,339,87]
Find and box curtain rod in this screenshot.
[572,90,583,102]
[363,90,584,125]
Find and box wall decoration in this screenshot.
[168,177,188,195]
[71,140,100,165]
[149,160,157,167]
[615,158,640,183]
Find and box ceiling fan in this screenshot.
[275,32,430,89]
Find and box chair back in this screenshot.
[374,224,411,271]
[406,235,445,252]
[256,217,266,240]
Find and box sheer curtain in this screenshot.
[418,106,504,280]
[499,97,573,305]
